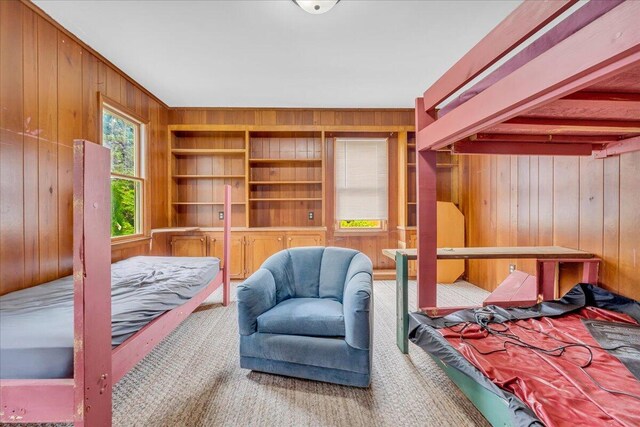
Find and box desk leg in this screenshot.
[582,261,599,285]
[396,253,409,354]
[537,260,558,301]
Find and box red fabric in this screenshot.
[441,307,640,427]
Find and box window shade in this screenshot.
[335,138,388,220]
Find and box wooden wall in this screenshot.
[0,1,169,295]
[459,151,640,301]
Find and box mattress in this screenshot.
[409,284,640,427]
[0,256,220,379]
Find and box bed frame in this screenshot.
[414,0,640,312]
[0,140,231,425]
[412,1,640,425]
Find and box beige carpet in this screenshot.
[22,281,492,427]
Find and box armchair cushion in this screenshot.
[257,298,345,337]
[318,247,359,301]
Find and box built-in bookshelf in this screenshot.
[248,131,324,227]
[406,132,417,227]
[169,130,248,227]
[169,128,325,228]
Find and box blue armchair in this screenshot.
[237,247,373,387]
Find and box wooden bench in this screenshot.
[382,246,598,353]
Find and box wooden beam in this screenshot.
[452,141,593,156]
[223,184,231,306]
[562,91,640,103]
[422,0,577,111]
[500,117,640,133]
[594,135,640,158]
[73,140,112,426]
[415,98,438,309]
[416,150,437,308]
[418,1,640,151]
[0,380,75,423]
[473,133,615,143]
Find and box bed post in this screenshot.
[415,99,438,309]
[223,184,231,306]
[73,140,112,426]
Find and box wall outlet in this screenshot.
[308,211,314,220]
[218,211,224,220]
[509,264,516,274]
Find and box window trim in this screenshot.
[333,137,390,233]
[99,93,149,243]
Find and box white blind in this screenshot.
[335,138,388,220]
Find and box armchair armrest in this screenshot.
[343,271,373,350]
[237,269,277,335]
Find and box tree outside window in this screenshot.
[102,107,143,238]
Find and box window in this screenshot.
[335,138,388,230]
[102,105,144,239]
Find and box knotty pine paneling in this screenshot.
[0,0,169,295]
[460,152,640,301]
[170,108,415,128]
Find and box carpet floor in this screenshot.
[21,281,491,427]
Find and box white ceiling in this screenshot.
[35,0,521,108]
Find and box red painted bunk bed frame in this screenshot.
[0,140,232,425]
[415,0,640,314]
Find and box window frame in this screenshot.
[333,137,390,234]
[99,94,149,243]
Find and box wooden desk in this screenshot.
[382,246,598,353]
[383,246,594,260]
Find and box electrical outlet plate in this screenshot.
[308,211,314,220]
[218,211,224,220]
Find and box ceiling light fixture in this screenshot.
[293,0,340,15]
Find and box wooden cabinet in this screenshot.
[171,235,207,257]
[245,233,286,273]
[209,233,245,279]
[164,229,325,279]
[286,232,324,248]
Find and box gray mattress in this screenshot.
[0,256,220,379]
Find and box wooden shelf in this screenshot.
[249,158,322,164]
[172,202,246,205]
[171,149,246,155]
[249,181,322,185]
[407,163,458,168]
[173,174,245,179]
[249,198,322,202]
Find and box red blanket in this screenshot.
[441,307,640,427]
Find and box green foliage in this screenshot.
[339,220,381,229]
[103,110,135,176]
[103,109,138,237]
[111,179,137,237]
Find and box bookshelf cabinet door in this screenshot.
[286,232,325,248]
[245,234,285,274]
[209,233,246,279]
[170,235,207,257]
